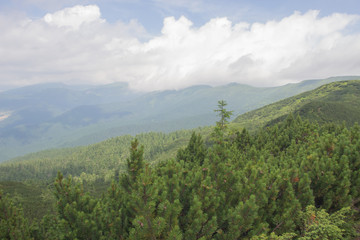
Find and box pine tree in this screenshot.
[117,138,147,238]
[53,172,99,239]
[93,182,129,239]
[213,100,233,140]
[299,205,352,240]
[128,165,165,239]
[234,128,252,152]
[126,138,144,184]
[156,160,183,239]
[224,194,260,239]
[347,124,360,209]
[184,194,218,239]
[177,132,206,166]
[0,191,34,239]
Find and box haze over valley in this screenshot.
[0,76,358,162]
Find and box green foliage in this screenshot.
[298,205,353,240]
[234,80,360,131]
[0,190,34,239]
[53,172,100,239]
[251,232,297,240]
[126,138,144,183]
[177,132,206,166]
[0,181,54,221]
[214,100,233,131]
[2,95,360,239]
[213,100,233,140]
[0,130,199,183]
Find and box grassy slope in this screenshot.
[233,80,360,131]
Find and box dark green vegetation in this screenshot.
[1,80,360,239]
[0,181,54,222]
[0,130,203,183]
[1,114,360,239]
[1,76,358,162]
[0,130,205,222]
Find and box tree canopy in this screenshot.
[1,104,360,239]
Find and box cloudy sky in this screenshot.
[1,0,360,91]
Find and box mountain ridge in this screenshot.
[233,80,360,130]
[0,76,359,161]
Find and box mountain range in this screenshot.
[2,79,360,224]
[0,76,359,161]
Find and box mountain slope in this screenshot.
[2,79,360,221]
[0,129,204,182]
[2,88,360,233]
[0,76,359,161]
[3,80,360,182]
[233,80,360,130]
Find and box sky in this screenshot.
[0,0,360,92]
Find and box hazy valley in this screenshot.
[1,76,359,162]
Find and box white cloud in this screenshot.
[0,5,359,91]
[43,5,103,30]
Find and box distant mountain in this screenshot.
[233,80,360,130]
[0,76,358,162]
[2,78,360,182]
[0,80,360,181]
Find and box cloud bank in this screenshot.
[0,5,359,91]
[43,5,103,30]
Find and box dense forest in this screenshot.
[2,109,360,239]
[0,130,201,183]
[2,81,360,239]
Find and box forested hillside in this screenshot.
[0,129,207,221]
[234,80,360,131]
[1,114,360,239]
[0,129,206,183]
[1,80,360,239]
[3,80,360,184]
